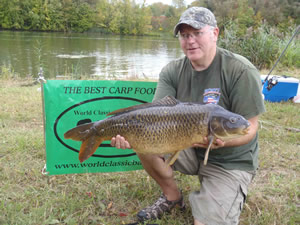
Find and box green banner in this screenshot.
[43,80,157,175]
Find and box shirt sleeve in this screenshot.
[153,63,178,101]
[229,67,266,119]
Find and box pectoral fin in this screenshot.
[203,135,214,166]
[165,151,181,166]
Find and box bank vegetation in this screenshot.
[0,0,299,71]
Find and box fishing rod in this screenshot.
[262,25,300,90]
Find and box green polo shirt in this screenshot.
[153,47,265,171]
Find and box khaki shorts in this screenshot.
[171,148,255,225]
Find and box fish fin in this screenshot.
[204,135,214,166]
[107,96,179,116]
[79,136,104,163]
[64,122,94,141]
[165,151,181,166]
[152,95,179,106]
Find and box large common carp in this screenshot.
[64,96,250,165]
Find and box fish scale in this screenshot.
[102,105,209,151]
[64,96,250,164]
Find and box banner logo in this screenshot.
[54,96,147,158]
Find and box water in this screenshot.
[0,31,184,79]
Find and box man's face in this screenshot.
[178,24,219,64]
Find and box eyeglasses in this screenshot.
[178,30,210,40]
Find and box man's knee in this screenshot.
[189,163,253,225]
[137,153,173,178]
[137,153,165,165]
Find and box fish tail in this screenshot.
[79,136,104,163]
[64,122,94,141]
[64,122,104,163]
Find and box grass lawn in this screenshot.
[0,76,299,225]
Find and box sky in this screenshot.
[138,0,195,6]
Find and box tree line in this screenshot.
[0,0,298,35]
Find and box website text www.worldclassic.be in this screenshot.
[54,159,142,169]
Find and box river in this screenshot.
[0,31,184,80]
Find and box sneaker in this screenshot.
[137,192,185,222]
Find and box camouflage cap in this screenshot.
[174,7,217,36]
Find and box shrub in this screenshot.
[218,22,299,70]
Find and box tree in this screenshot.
[134,1,151,34]
[172,0,185,8]
[69,1,94,32]
[119,0,135,34]
[208,0,255,35]
[47,0,65,31]
[188,0,207,7]
[95,0,111,30]
[0,0,24,29]
[150,2,169,17]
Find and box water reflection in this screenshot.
[0,31,184,79]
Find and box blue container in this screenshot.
[261,75,299,102]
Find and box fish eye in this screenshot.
[230,117,237,123]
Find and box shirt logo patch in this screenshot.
[203,88,221,104]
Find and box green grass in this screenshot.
[0,78,299,225]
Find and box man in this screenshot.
[111,7,265,225]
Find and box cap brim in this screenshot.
[173,20,206,36]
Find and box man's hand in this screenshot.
[192,137,225,149]
[111,135,131,149]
